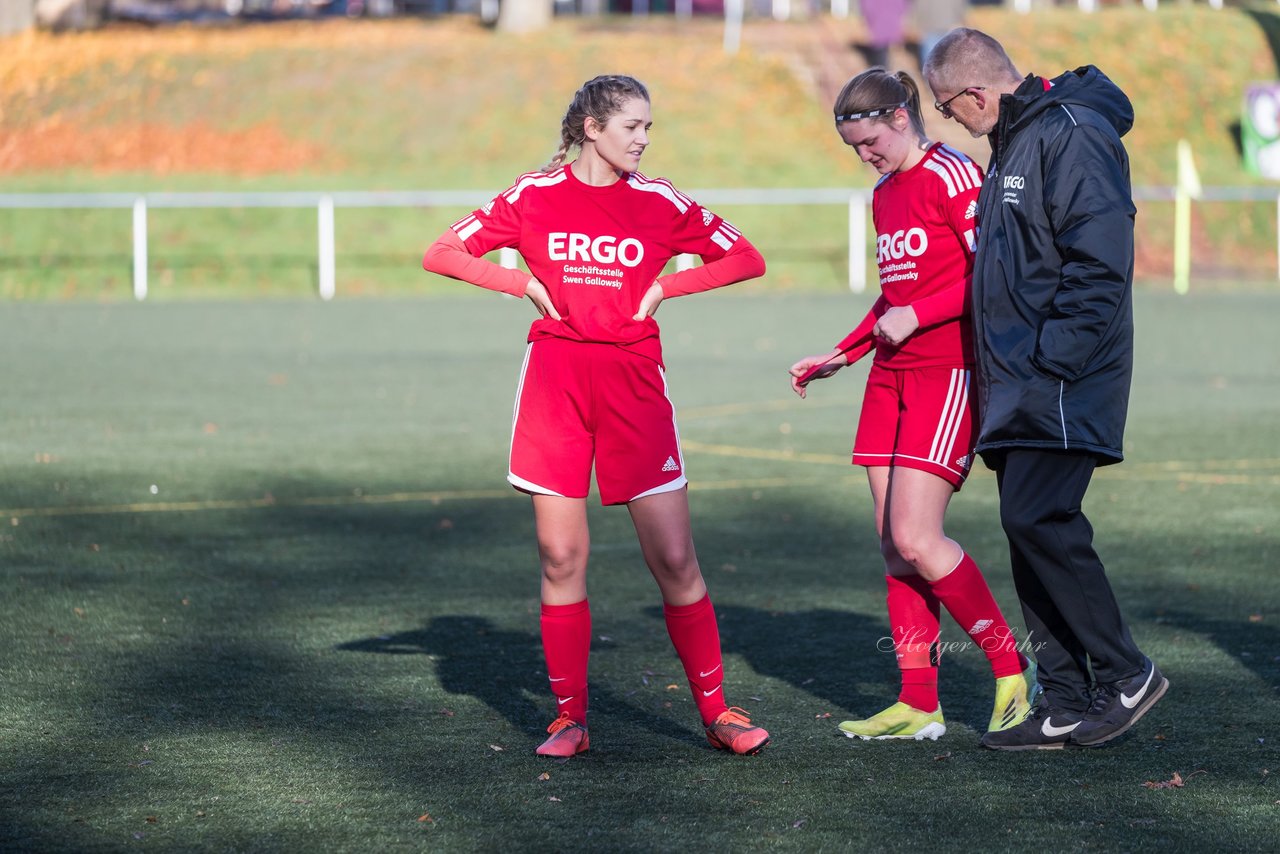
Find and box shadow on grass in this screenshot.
[2,465,1277,849]
[713,603,1000,728]
[1155,608,1280,690]
[338,616,546,730]
[337,616,724,746]
[706,604,893,713]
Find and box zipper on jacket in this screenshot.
[1057,381,1068,448]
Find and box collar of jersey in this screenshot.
[565,161,630,194]
[887,141,945,183]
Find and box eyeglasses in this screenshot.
[933,87,984,119]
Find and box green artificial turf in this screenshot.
[1,292,1276,851]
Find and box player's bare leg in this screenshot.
[627,487,704,606]
[882,466,962,581]
[533,494,590,604]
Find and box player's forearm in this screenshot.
[422,230,529,297]
[656,238,765,298]
[910,277,969,328]
[833,297,887,364]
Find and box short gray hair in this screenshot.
[923,28,1021,92]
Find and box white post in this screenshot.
[1013,0,1031,13]
[830,0,848,19]
[1079,0,1097,12]
[1209,0,1223,9]
[499,247,518,269]
[318,195,335,301]
[1173,185,1191,295]
[676,253,694,272]
[772,0,789,21]
[1275,194,1280,282]
[849,193,867,294]
[723,0,742,55]
[1142,0,1157,10]
[132,197,148,301]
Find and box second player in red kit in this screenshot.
[789,68,1038,742]
[424,75,769,757]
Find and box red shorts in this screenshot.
[508,338,687,506]
[852,363,976,489]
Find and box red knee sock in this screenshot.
[928,552,1025,678]
[663,593,729,726]
[540,599,591,724]
[886,573,941,712]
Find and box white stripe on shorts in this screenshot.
[927,368,969,469]
[626,364,688,503]
[507,343,564,497]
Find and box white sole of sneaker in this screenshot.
[981,740,1069,751]
[841,722,947,741]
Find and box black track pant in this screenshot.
[993,448,1145,713]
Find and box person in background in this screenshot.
[858,0,909,68]
[423,74,770,758]
[789,67,1037,743]
[924,28,1168,750]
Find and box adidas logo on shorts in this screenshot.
[662,456,680,472]
[967,619,993,635]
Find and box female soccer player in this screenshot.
[422,75,769,757]
[788,68,1037,742]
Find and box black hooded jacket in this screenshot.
[972,66,1136,466]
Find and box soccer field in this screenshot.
[1,291,1277,851]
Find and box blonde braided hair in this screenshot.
[542,75,650,172]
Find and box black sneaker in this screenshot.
[1072,658,1169,747]
[979,699,1083,751]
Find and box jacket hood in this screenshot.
[1001,66,1133,139]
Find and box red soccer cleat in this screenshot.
[535,712,590,757]
[705,707,770,755]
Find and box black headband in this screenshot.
[834,102,907,124]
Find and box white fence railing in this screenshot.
[0,186,1274,299]
[1008,0,1250,11]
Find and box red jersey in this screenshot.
[449,163,750,366]
[836,143,982,369]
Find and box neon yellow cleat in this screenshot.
[988,661,1041,733]
[838,702,946,741]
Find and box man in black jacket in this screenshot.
[923,28,1168,750]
